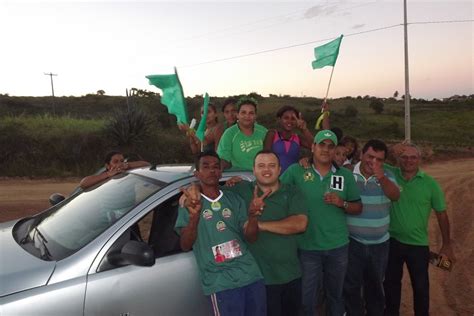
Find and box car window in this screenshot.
[18,173,164,261]
[97,193,183,272]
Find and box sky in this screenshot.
[0,0,472,99]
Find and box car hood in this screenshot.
[0,220,56,297]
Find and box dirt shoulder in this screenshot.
[0,178,80,223]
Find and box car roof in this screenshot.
[129,164,254,184]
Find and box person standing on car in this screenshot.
[79,150,150,189]
[217,97,267,171]
[176,150,266,316]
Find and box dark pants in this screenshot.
[383,238,430,316]
[300,244,349,316]
[209,280,267,316]
[266,278,302,316]
[344,238,389,316]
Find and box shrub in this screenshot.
[345,105,358,117]
[104,107,153,147]
[369,99,384,114]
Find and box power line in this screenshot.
[179,24,402,68]
[178,19,473,69]
[408,19,474,25]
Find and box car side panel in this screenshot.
[1,276,86,316]
[84,252,210,315]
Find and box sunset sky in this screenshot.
[0,1,472,99]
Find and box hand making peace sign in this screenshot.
[180,182,202,215]
[249,186,272,217]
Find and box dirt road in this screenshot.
[0,158,473,315]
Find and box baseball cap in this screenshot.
[314,129,338,145]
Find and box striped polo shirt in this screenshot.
[346,162,398,245]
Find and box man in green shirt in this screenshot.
[175,151,266,316]
[384,143,455,316]
[225,150,308,315]
[217,97,268,170]
[280,129,362,316]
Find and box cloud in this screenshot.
[304,4,339,19]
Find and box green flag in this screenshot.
[311,35,343,69]
[196,93,209,142]
[146,68,188,124]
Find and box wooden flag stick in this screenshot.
[322,66,336,112]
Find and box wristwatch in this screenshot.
[343,201,349,210]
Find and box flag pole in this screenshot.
[403,0,411,141]
[314,67,335,129]
[323,66,336,105]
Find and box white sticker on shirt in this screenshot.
[202,209,213,220]
[212,239,242,263]
[216,220,226,231]
[330,175,344,191]
[222,208,232,218]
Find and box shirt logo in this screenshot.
[222,208,232,218]
[330,175,344,191]
[239,140,262,153]
[303,171,315,182]
[216,221,226,232]
[211,201,221,211]
[202,209,213,220]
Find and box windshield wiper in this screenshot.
[19,217,41,244]
[33,227,53,260]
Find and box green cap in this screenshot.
[314,129,338,145]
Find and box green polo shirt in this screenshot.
[280,164,361,251]
[175,191,262,295]
[217,123,267,171]
[385,165,446,246]
[223,181,308,285]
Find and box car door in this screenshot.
[83,190,210,316]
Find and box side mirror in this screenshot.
[108,240,155,267]
[49,193,65,206]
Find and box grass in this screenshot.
[0,95,472,177]
[0,114,105,138]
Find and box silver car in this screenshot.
[0,165,253,316]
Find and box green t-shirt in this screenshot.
[217,123,268,171]
[175,190,262,295]
[385,165,446,246]
[280,164,361,250]
[223,181,308,285]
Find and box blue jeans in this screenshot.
[208,280,266,316]
[343,238,389,316]
[300,244,349,316]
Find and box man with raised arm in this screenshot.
[343,139,400,316]
[175,150,266,316]
[224,149,308,315]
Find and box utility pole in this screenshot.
[403,0,411,141]
[44,72,57,114]
[44,72,57,97]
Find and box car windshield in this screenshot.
[25,173,163,260]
